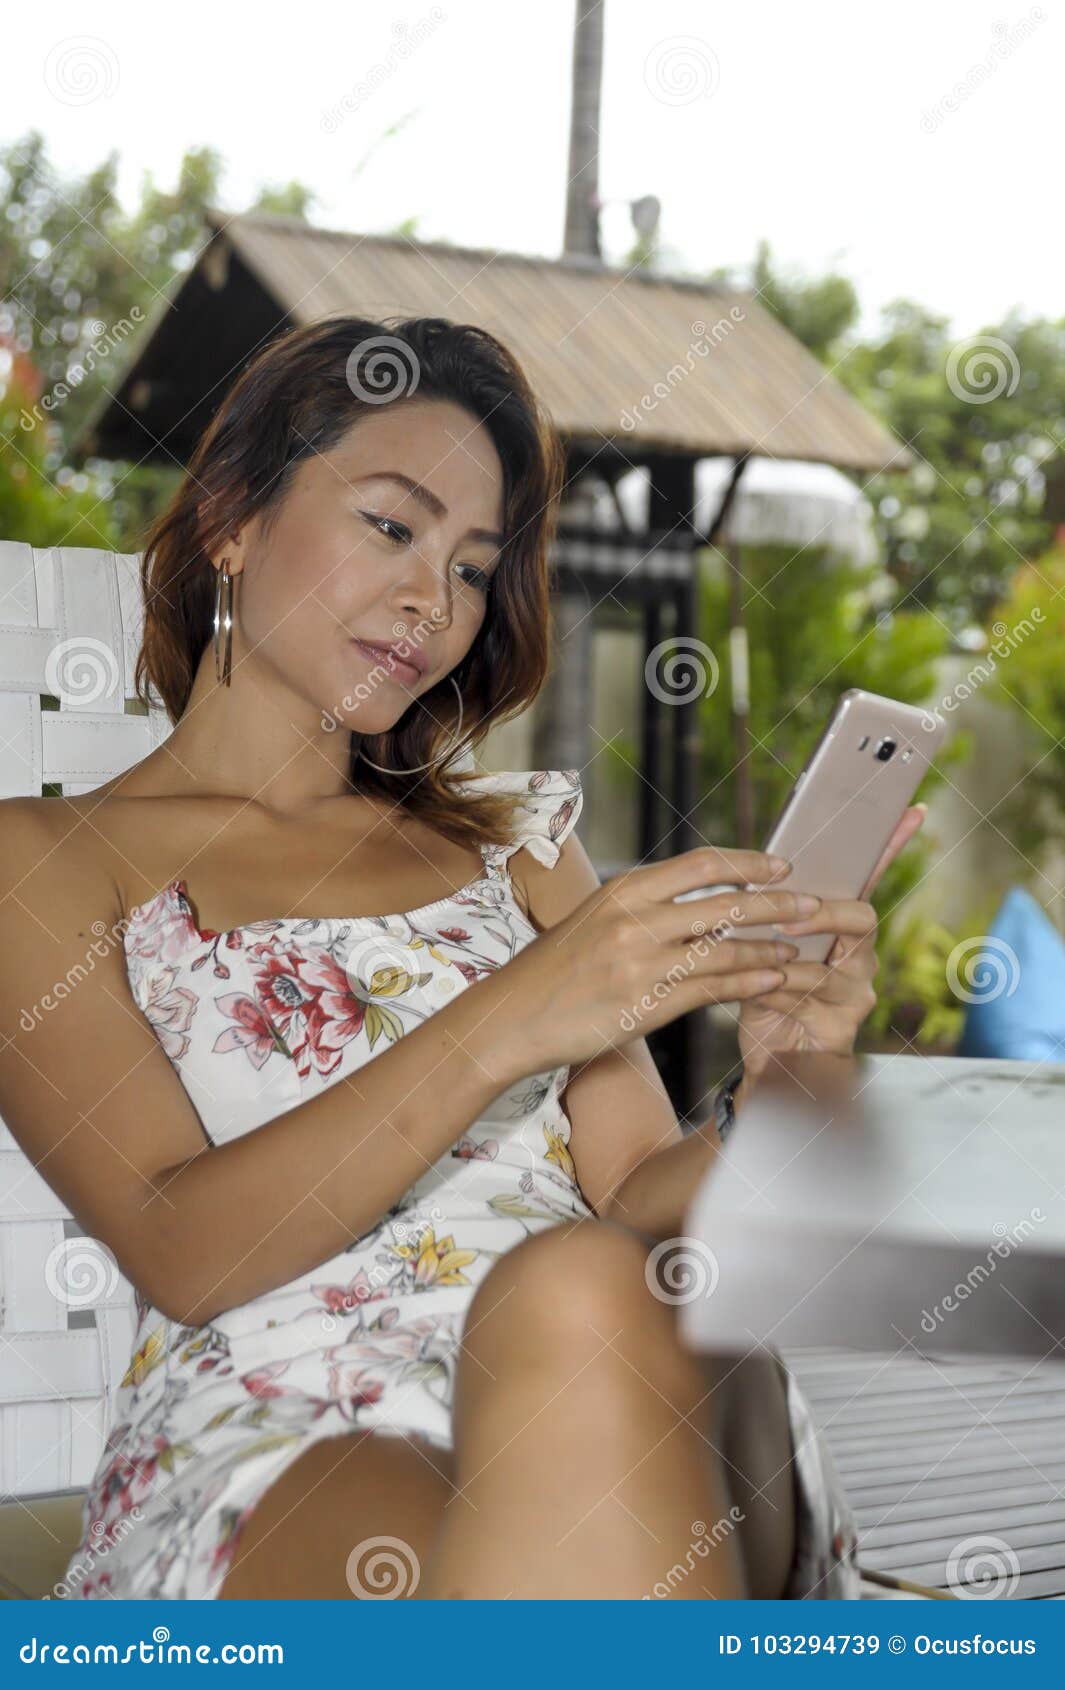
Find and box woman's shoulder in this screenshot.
[0,792,123,943]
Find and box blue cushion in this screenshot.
[958,886,1065,1061]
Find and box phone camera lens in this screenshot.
[875,738,897,762]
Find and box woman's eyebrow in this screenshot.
[357,469,503,546]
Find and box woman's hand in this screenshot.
[496,846,826,1074]
[737,804,926,1077]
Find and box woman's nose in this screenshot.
[395,556,452,631]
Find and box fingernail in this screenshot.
[795,894,821,913]
[768,855,791,874]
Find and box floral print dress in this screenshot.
[64,769,858,1600]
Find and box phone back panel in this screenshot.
[738,690,946,962]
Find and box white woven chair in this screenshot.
[0,540,176,1590]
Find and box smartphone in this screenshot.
[676,689,947,963]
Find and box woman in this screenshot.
[0,315,921,1601]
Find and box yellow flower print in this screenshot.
[543,1124,576,1183]
[392,1225,478,1288]
[366,962,432,998]
[122,1324,166,1388]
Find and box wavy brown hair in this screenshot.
[134,314,567,849]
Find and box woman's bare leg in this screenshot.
[705,1350,797,1599]
[419,1222,750,1600]
[218,1238,798,1601]
[219,1431,454,1599]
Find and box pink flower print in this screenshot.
[77,1571,115,1599]
[291,947,369,1075]
[212,993,289,1071]
[240,1363,290,1399]
[312,1271,390,1313]
[326,1360,386,1421]
[249,941,320,1036]
[453,1135,499,1162]
[454,959,492,986]
[549,796,579,845]
[124,885,198,967]
[139,964,198,1063]
[87,1433,186,1539]
[437,926,471,943]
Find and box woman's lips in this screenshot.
[350,637,423,686]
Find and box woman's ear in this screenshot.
[205,534,248,578]
[197,498,250,577]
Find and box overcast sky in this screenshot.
[8,0,1060,339]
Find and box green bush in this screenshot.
[695,542,967,956]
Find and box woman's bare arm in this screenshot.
[0,801,532,1327]
[524,832,727,1238]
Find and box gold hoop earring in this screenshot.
[214,559,234,687]
[355,676,473,776]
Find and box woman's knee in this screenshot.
[463,1220,694,1384]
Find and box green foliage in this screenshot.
[713,244,1065,631]
[250,183,316,219]
[0,132,226,448]
[751,238,861,363]
[986,540,1065,858]
[842,306,1065,627]
[862,914,966,1050]
[694,542,967,954]
[0,366,119,550]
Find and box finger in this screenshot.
[774,898,876,939]
[827,927,880,968]
[680,936,799,975]
[743,988,812,1015]
[623,845,794,906]
[648,886,822,947]
[672,967,789,1013]
[775,960,862,1005]
[860,804,927,898]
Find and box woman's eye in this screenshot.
[457,565,493,593]
[362,512,410,545]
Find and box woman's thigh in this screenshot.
[219,1431,456,1599]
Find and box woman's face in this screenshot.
[234,397,506,735]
